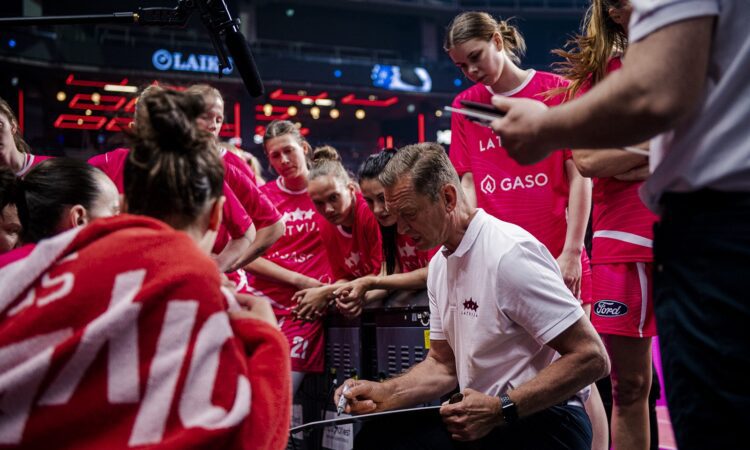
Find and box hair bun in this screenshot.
[140,90,206,154]
[312,145,341,163]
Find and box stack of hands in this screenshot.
[290,276,376,321]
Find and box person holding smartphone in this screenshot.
[444,12,608,447]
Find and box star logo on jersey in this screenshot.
[480,175,496,195]
[344,251,361,270]
[282,208,315,223]
[399,242,416,258]
[461,298,479,318]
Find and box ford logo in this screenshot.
[594,300,629,317]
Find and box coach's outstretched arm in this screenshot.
[440,316,609,442]
[334,339,457,414]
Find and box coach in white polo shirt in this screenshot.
[334,143,609,450]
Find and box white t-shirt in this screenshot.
[427,209,585,397]
[628,0,750,210]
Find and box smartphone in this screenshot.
[460,100,505,117]
[444,100,504,127]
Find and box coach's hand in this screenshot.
[440,388,503,441]
[334,379,393,415]
[490,96,555,165]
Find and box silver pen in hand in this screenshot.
[336,383,351,416]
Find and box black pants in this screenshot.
[354,404,591,450]
[654,190,750,449]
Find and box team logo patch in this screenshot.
[461,298,479,318]
[463,298,478,311]
[593,300,629,317]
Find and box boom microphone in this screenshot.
[196,0,264,98]
[224,27,264,97]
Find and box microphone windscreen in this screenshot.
[224,28,264,97]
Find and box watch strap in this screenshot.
[499,393,518,424]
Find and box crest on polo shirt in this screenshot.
[461,297,479,318]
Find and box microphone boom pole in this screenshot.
[0,0,264,97]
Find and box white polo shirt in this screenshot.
[427,209,585,397]
[628,1,750,210]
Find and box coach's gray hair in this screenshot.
[378,142,460,202]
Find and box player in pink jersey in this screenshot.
[242,120,334,393]
[0,97,52,177]
[88,86,281,273]
[0,88,289,449]
[0,158,120,267]
[444,11,607,449]
[554,2,658,449]
[0,168,21,254]
[185,84,283,271]
[306,146,383,280]
[89,146,257,269]
[89,145,253,273]
[186,84,257,184]
[446,12,592,302]
[291,146,384,320]
[334,148,435,317]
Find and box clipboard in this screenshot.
[289,405,442,434]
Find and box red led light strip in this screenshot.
[255,113,290,121]
[219,124,237,138]
[66,74,128,88]
[123,98,138,113]
[418,113,425,143]
[234,102,241,139]
[105,117,134,132]
[54,114,107,130]
[269,89,329,102]
[69,94,127,111]
[340,94,398,107]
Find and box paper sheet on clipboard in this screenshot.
[289,405,442,434]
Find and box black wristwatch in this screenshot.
[498,393,518,424]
